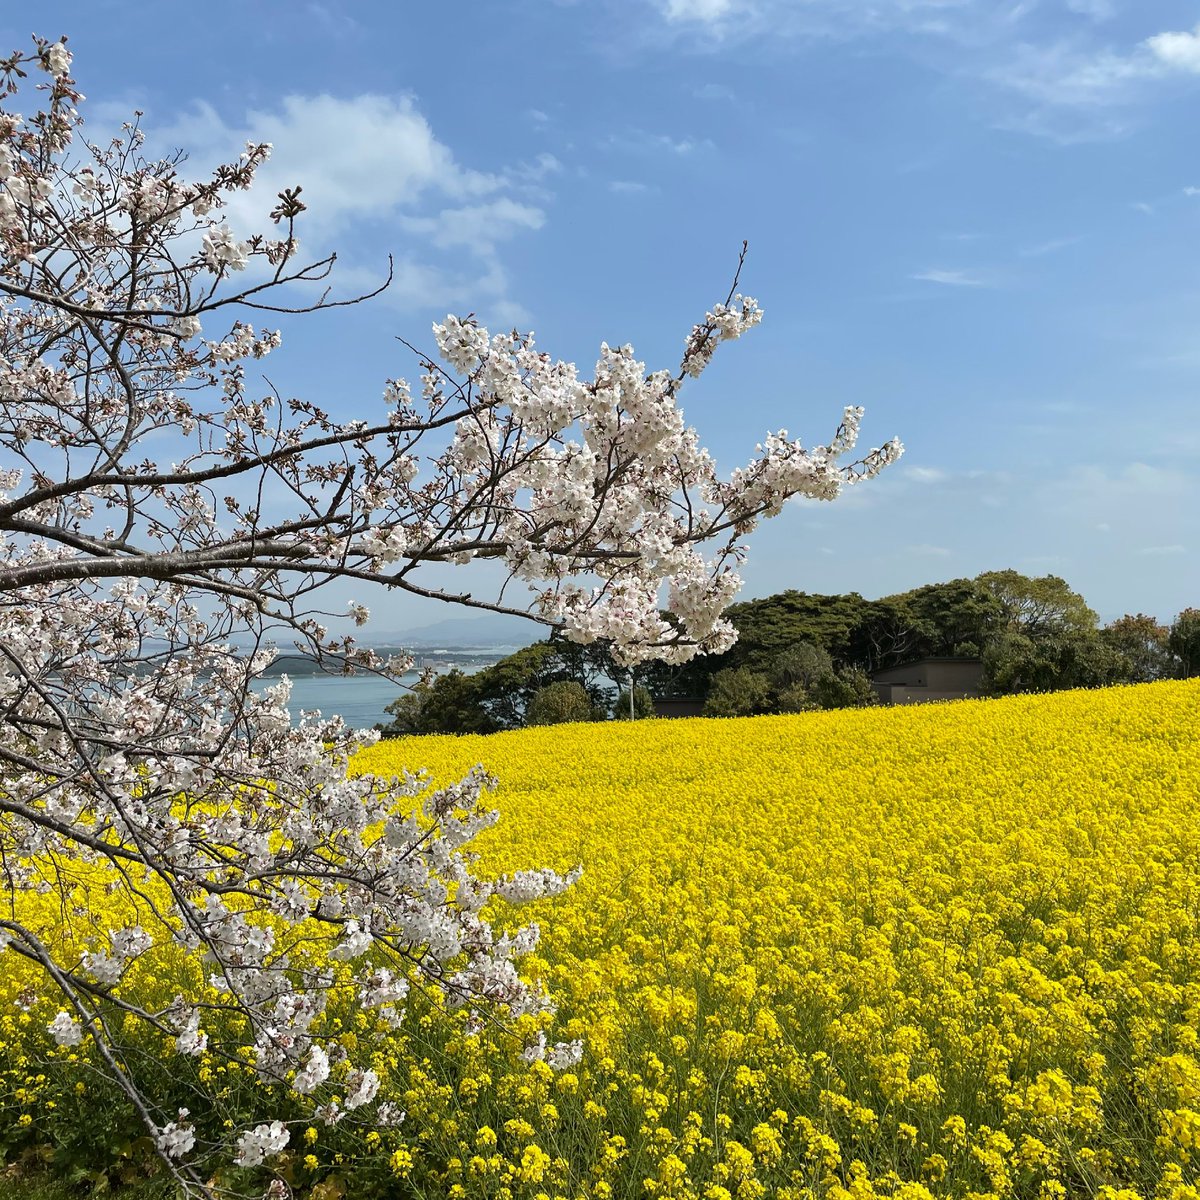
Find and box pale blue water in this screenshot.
[250,672,419,731]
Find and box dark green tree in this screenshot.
[811,666,878,710]
[471,641,566,729]
[703,667,773,717]
[378,636,621,737]
[846,597,924,673]
[639,591,871,699]
[983,628,1124,694]
[526,680,600,725]
[764,642,877,712]
[1100,614,1173,683]
[612,685,656,720]
[889,577,1004,658]
[725,590,870,669]
[770,642,837,690]
[377,669,495,737]
[977,569,1097,638]
[1169,608,1200,678]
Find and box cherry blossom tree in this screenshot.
[0,35,902,1187]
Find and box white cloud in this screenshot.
[513,153,562,183]
[661,0,740,22]
[1064,0,1115,19]
[757,458,1196,622]
[989,21,1200,123]
[911,268,989,287]
[146,92,551,315]
[301,3,362,36]
[640,1,1200,141]
[1139,544,1187,556]
[987,42,1145,110]
[1056,462,1194,500]
[653,0,989,40]
[693,82,738,100]
[606,129,713,156]
[332,258,532,328]
[399,199,545,254]
[153,94,505,239]
[1019,235,1083,257]
[990,108,1132,144]
[1144,23,1200,73]
[906,466,950,483]
[609,179,655,195]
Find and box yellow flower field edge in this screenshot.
[2,680,1200,1200]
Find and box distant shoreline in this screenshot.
[255,647,512,679]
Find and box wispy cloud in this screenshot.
[509,153,563,192]
[1064,0,1115,18]
[662,0,740,21]
[693,81,738,100]
[147,91,552,317]
[302,3,362,37]
[986,42,1145,111]
[399,199,545,254]
[1019,235,1083,257]
[608,179,656,195]
[1139,544,1187,556]
[906,466,950,484]
[650,0,990,41]
[641,2,1200,141]
[911,268,990,287]
[988,21,1200,122]
[331,258,532,327]
[606,129,714,155]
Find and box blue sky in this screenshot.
[18,1,1200,628]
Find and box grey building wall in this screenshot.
[870,657,983,705]
[653,697,706,719]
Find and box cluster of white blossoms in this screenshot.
[0,33,900,1182]
[201,222,249,272]
[47,1010,84,1047]
[42,40,71,77]
[426,317,900,666]
[234,1121,291,1168]
[681,295,763,377]
[156,1111,198,1161]
[80,925,153,985]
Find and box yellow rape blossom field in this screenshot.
[4,680,1200,1200]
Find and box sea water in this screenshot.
[249,671,421,731]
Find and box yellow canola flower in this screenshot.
[2,680,1200,1200]
[349,681,1200,1197]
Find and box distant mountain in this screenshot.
[365,611,546,649]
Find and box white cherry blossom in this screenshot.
[234,1121,290,1167]
[0,34,900,1188]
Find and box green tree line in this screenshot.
[378,571,1200,735]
